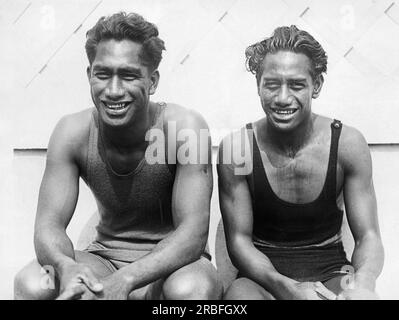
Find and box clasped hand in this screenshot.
[290,281,337,300]
[56,263,129,300]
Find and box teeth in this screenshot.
[274,109,296,115]
[105,103,128,110]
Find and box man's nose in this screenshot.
[275,85,292,107]
[105,76,124,100]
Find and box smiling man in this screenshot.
[217,26,384,300]
[14,12,221,300]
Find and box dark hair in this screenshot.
[85,12,165,71]
[245,25,327,83]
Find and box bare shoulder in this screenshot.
[314,114,366,145]
[312,114,371,174]
[218,127,251,175]
[163,103,209,130]
[339,123,372,173]
[48,108,94,160]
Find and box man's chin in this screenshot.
[98,112,131,128]
[268,118,298,132]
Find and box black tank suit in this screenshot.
[245,120,351,282]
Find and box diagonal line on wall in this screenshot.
[25,0,103,88]
[344,46,385,76]
[385,1,399,26]
[174,0,240,69]
[340,1,398,76]
[13,1,31,25]
[300,2,393,76]
[300,6,352,54]
[218,0,292,47]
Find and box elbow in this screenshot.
[226,237,251,270]
[356,231,384,251]
[179,225,208,264]
[191,230,208,261]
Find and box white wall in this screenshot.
[2,0,399,147]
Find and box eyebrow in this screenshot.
[262,77,308,84]
[288,78,307,82]
[92,65,143,75]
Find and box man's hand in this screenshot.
[56,262,103,300]
[288,281,337,300]
[78,273,130,300]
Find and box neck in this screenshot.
[264,114,315,158]
[100,102,155,150]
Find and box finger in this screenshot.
[314,282,337,300]
[78,270,103,293]
[56,284,86,300]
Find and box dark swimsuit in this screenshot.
[83,103,211,271]
[245,120,351,282]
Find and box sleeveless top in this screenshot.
[82,103,175,252]
[246,120,344,248]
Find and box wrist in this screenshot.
[266,273,297,299]
[117,270,136,292]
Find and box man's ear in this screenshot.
[86,66,91,81]
[312,74,324,99]
[149,70,160,95]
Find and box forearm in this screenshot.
[231,242,297,299]
[351,234,384,290]
[115,224,207,292]
[34,224,76,275]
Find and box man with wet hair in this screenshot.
[14,12,221,300]
[218,25,384,300]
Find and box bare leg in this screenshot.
[128,256,222,300]
[161,256,222,300]
[223,277,275,300]
[14,251,113,300]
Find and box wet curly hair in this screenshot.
[245,25,327,83]
[85,12,165,71]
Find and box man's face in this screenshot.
[87,39,159,128]
[257,50,323,132]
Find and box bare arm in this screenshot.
[34,116,80,272]
[113,109,212,293]
[34,114,102,298]
[341,128,384,291]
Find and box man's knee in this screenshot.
[14,260,58,300]
[162,268,222,300]
[224,278,274,300]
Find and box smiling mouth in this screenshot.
[102,101,133,115]
[103,101,131,110]
[271,108,298,115]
